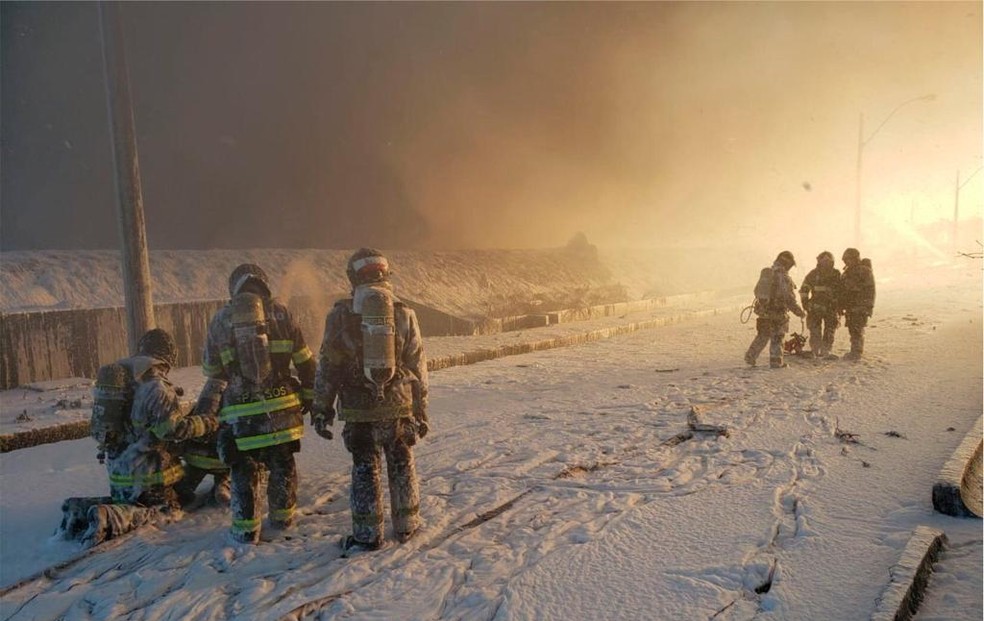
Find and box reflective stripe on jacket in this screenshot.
[110,463,184,489]
[315,299,428,423]
[183,452,228,472]
[220,392,304,451]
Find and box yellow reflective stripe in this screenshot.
[292,346,313,365]
[184,454,228,471]
[271,506,296,521]
[232,518,260,534]
[109,464,184,487]
[219,394,301,422]
[269,340,294,354]
[234,426,304,451]
[202,362,224,377]
[301,388,316,401]
[220,348,236,365]
[150,419,176,438]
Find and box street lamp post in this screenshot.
[953,165,983,253]
[854,94,935,248]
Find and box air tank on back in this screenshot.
[354,284,397,401]
[230,291,272,385]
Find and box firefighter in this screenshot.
[837,248,876,361]
[195,263,316,544]
[312,248,429,552]
[745,250,806,368]
[65,329,220,548]
[799,251,841,359]
[175,434,232,506]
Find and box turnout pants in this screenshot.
[806,310,838,357]
[746,316,790,366]
[844,311,868,356]
[343,418,421,545]
[61,486,179,548]
[228,443,298,543]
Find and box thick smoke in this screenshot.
[1,2,981,254]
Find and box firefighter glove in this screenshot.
[216,425,239,465]
[414,410,429,440]
[312,409,335,440]
[203,415,221,436]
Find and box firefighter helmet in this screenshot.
[842,248,861,263]
[816,251,834,263]
[137,328,178,368]
[228,263,272,298]
[776,250,796,268]
[346,248,390,286]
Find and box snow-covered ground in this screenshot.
[0,255,980,620]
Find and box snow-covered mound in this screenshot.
[0,244,758,318]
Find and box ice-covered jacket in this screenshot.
[758,262,805,320]
[800,265,840,316]
[197,297,315,452]
[109,358,217,504]
[838,264,876,315]
[314,297,428,423]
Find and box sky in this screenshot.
[0,253,981,619]
[1,1,982,252]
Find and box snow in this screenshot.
[0,246,756,318]
[0,251,981,621]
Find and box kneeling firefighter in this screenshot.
[312,248,430,552]
[195,263,316,544]
[61,329,220,548]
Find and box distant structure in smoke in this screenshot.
[565,232,598,262]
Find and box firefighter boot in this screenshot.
[59,497,107,541]
[769,358,788,369]
[341,534,382,554]
[80,505,110,549]
[396,529,417,543]
[212,474,232,506]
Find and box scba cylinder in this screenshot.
[355,285,397,399]
[91,363,131,455]
[230,292,272,384]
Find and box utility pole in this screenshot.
[953,170,960,254]
[854,94,935,248]
[854,112,864,248]
[98,1,155,352]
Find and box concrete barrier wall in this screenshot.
[0,290,735,389]
[0,301,225,389]
[0,297,474,389]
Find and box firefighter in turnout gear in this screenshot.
[62,329,220,548]
[837,248,876,361]
[313,248,429,552]
[195,263,316,544]
[800,251,841,359]
[745,251,806,368]
[175,434,232,506]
